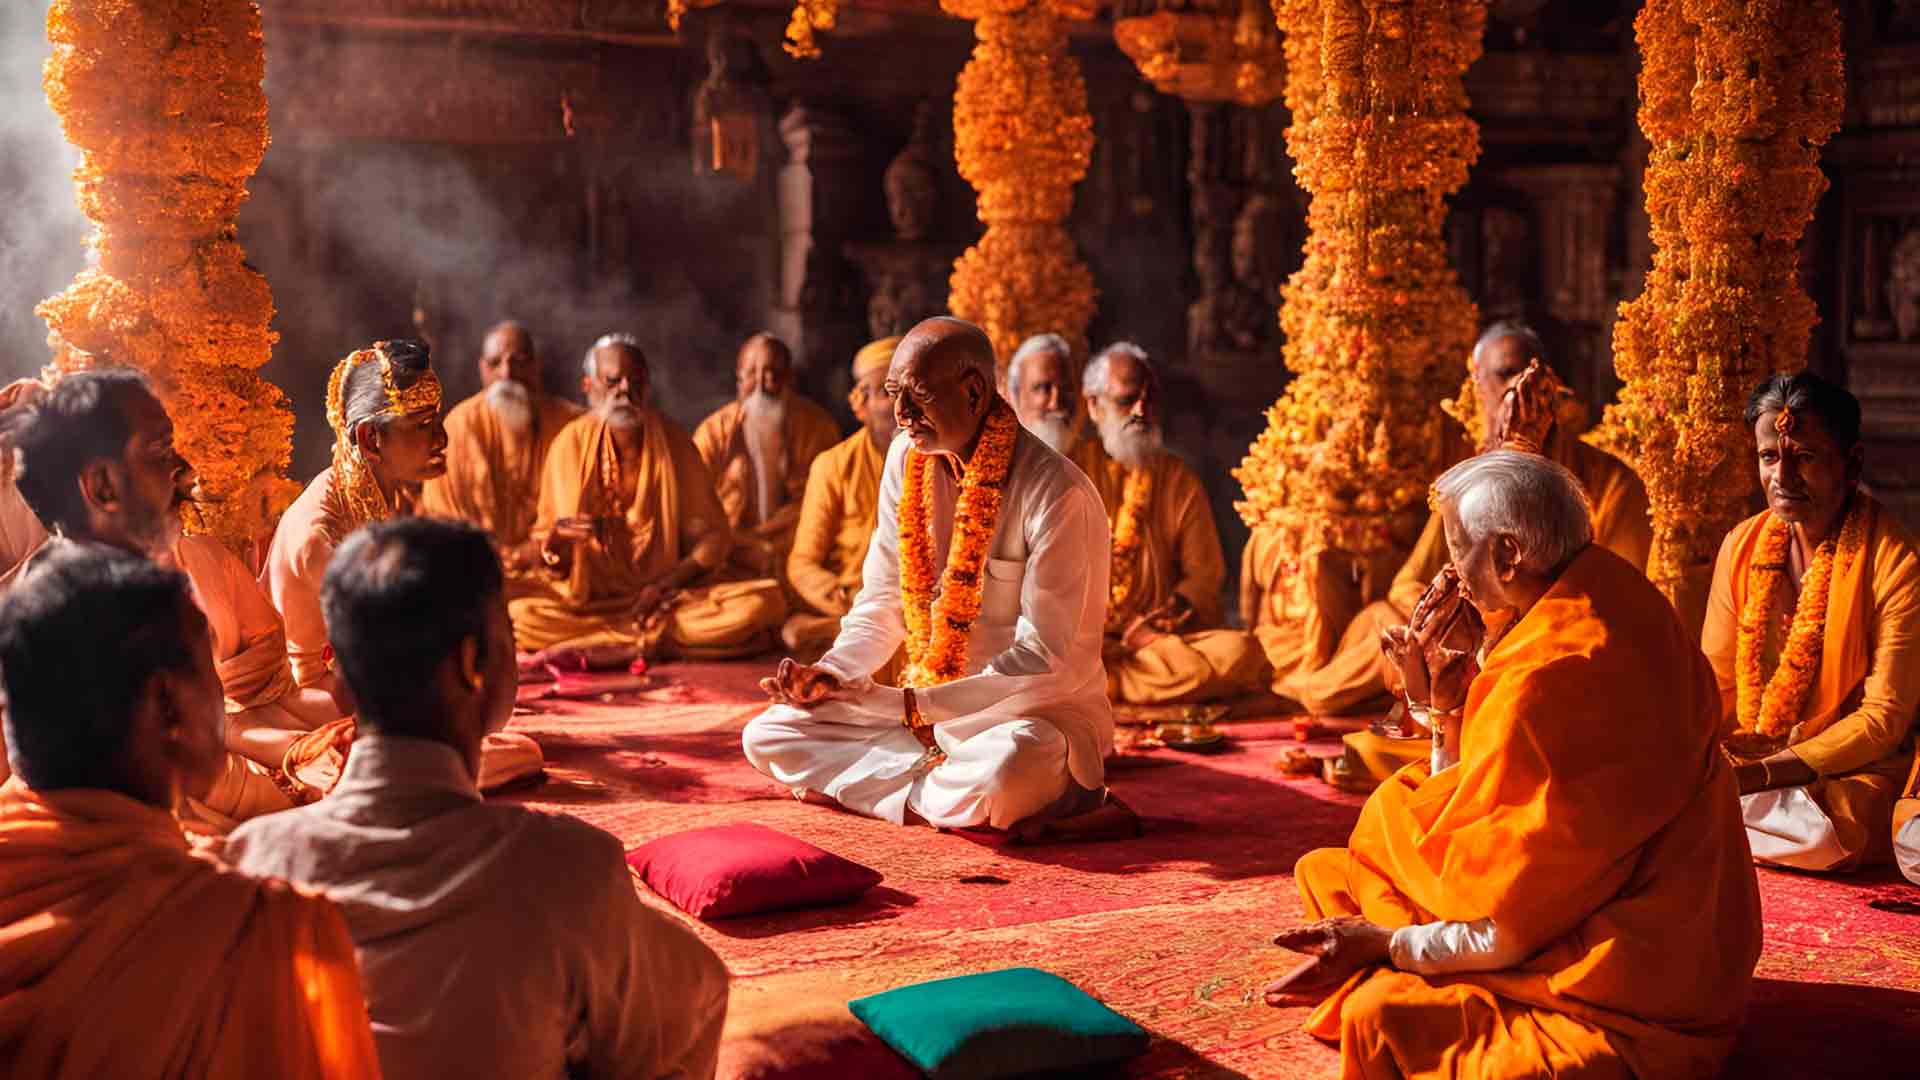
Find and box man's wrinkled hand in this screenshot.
[1119,611,1167,653]
[759,657,845,707]
[1264,916,1393,1005]
[1148,595,1194,634]
[1492,359,1568,455]
[1401,566,1483,713]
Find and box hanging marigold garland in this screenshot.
[897,399,1020,688]
[1586,0,1843,611]
[1105,465,1155,632]
[1233,0,1483,573]
[943,0,1100,384]
[36,0,296,551]
[1733,496,1866,741]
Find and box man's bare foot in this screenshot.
[1008,795,1142,846]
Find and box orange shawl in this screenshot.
[419,390,582,550]
[1316,546,1761,1078]
[0,780,379,1077]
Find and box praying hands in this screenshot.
[1379,566,1483,714]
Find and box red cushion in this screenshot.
[627,823,882,920]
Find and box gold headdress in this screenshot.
[325,340,442,531]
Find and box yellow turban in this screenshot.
[853,337,901,380]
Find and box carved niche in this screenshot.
[844,102,963,341]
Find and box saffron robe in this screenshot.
[743,427,1114,829]
[783,429,887,655]
[511,411,785,657]
[1287,433,1652,719]
[262,469,544,792]
[693,393,841,582]
[1070,439,1269,705]
[0,780,380,1078]
[1702,495,1920,872]
[1293,545,1761,1080]
[418,390,582,590]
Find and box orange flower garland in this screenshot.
[36,0,296,550]
[943,0,1100,384]
[1105,465,1155,632]
[1734,497,1866,740]
[898,399,1020,688]
[1233,0,1483,574]
[1587,0,1843,611]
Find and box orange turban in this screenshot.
[853,337,901,380]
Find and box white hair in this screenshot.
[583,332,645,379]
[1084,341,1151,399]
[1473,320,1546,364]
[1431,450,1594,574]
[1007,333,1070,398]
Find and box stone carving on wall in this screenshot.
[1184,101,1299,392]
[693,30,771,180]
[1888,228,1920,341]
[846,102,963,341]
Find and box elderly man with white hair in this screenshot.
[420,320,584,594]
[1265,450,1760,1080]
[1006,332,1080,454]
[1070,342,1269,710]
[744,317,1138,841]
[509,332,786,665]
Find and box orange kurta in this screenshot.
[1293,546,1761,1079]
[419,390,582,583]
[1702,495,1920,869]
[512,410,784,656]
[1286,431,1651,717]
[782,429,886,653]
[0,780,380,1078]
[1072,439,1269,705]
[692,393,841,581]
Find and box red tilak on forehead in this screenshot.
[1774,405,1795,436]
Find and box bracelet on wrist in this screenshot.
[902,687,930,730]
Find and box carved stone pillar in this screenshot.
[770,103,867,391]
[1501,164,1621,410]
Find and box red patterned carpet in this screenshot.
[504,661,1920,1078]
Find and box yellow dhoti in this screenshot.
[1106,629,1271,706]
[512,578,785,658]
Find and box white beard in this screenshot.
[598,399,643,431]
[741,390,789,524]
[1027,411,1076,455]
[1098,412,1163,471]
[486,378,534,433]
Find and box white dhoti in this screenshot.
[1742,787,1849,871]
[743,692,1098,829]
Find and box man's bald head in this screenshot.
[886,317,999,458]
[479,320,539,391]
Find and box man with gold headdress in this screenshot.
[511,333,786,662]
[781,336,899,658]
[419,320,582,592]
[743,318,1137,840]
[693,332,843,585]
[1706,373,1920,875]
[263,339,545,797]
[1280,323,1651,786]
[1067,343,1269,707]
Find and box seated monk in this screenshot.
[782,335,900,658]
[1267,450,1760,1079]
[1705,373,1919,875]
[1293,322,1652,785]
[693,332,842,584]
[512,333,785,663]
[418,319,582,592]
[0,543,379,1075]
[1068,343,1268,707]
[742,318,1137,841]
[228,518,728,1080]
[263,338,542,795]
[9,369,343,829]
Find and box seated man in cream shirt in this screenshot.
[227,517,728,1080]
[742,317,1137,841]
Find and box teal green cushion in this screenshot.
[847,967,1149,1078]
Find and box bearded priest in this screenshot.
[1069,343,1269,707]
[743,318,1138,841]
[1706,373,1920,875]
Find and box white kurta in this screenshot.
[742,424,1114,829]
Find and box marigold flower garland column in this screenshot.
[1233,0,1483,574]
[36,0,296,549]
[1588,0,1842,625]
[942,0,1100,382]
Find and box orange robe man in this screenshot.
[514,335,785,659]
[1278,453,1760,1080]
[782,337,898,656]
[419,321,582,591]
[1073,345,1268,706]
[693,332,842,583]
